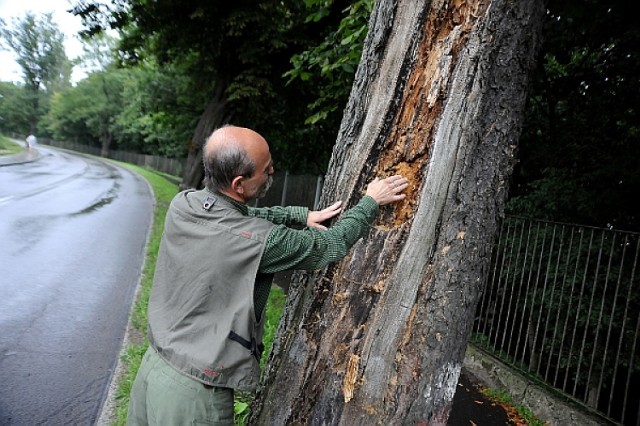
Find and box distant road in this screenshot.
[0,146,153,425]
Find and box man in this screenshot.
[127,125,409,425]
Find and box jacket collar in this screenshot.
[206,188,248,215]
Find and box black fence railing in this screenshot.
[473,216,640,425]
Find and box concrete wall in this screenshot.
[463,345,617,425]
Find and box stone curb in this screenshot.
[463,344,615,425]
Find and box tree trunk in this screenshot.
[180,79,233,190]
[29,85,40,135]
[251,0,545,424]
[100,131,112,158]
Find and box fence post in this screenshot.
[280,171,289,206]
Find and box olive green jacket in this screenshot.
[148,189,275,390]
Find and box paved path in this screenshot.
[0,145,153,424]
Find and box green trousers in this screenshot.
[126,346,234,425]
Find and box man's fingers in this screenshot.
[365,175,409,206]
[322,201,342,219]
[330,201,342,210]
[394,181,409,192]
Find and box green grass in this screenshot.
[235,285,286,425]
[108,162,287,425]
[0,135,24,155]
[481,387,547,425]
[108,162,177,425]
[260,286,286,371]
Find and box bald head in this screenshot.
[204,126,268,160]
[202,125,274,202]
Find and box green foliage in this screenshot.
[0,12,71,92]
[72,0,358,175]
[506,169,595,223]
[114,344,148,425]
[234,401,250,426]
[0,134,24,154]
[45,68,126,150]
[260,286,286,371]
[114,62,206,158]
[0,12,72,132]
[78,32,120,72]
[41,49,203,159]
[509,0,640,231]
[72,1,311,122]
[285,0,373,125]
[0,81,31,135]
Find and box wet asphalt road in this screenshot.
[0,146,153,425]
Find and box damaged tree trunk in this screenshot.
[252,0,545,424]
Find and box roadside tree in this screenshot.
[508,0,640,232]
[251,0,545,423]
[0,13,71,134]
[46,69,125,155]
[73,0,333,187]
[0,82,31,136]
[112,61,208,159]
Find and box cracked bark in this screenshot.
[251,0,545,424]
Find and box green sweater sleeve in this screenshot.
[258,196,379,273]
[248,205,308,226]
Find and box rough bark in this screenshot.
[252,0,545,424]
[180,79,233,190]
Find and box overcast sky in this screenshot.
[0,0,86,83]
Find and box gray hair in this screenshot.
[202,142,256,191]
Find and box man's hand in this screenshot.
[306,175,408,230]
[307,201,343,230]
[365,175,409,206]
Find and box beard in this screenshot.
[256,175,273,199]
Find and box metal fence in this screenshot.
[256,171,324,210]
[473,216,640,425]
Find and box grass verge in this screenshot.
[0,135,24,155]
[108,162,286,425]
[110,162,177,425]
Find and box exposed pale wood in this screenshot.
[252,1,545,424]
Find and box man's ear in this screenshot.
[231,176,244,194]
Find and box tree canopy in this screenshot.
[0,0,636,231]
[71,0,351,174]
[509,0,639,231]
[0,12,72,133]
